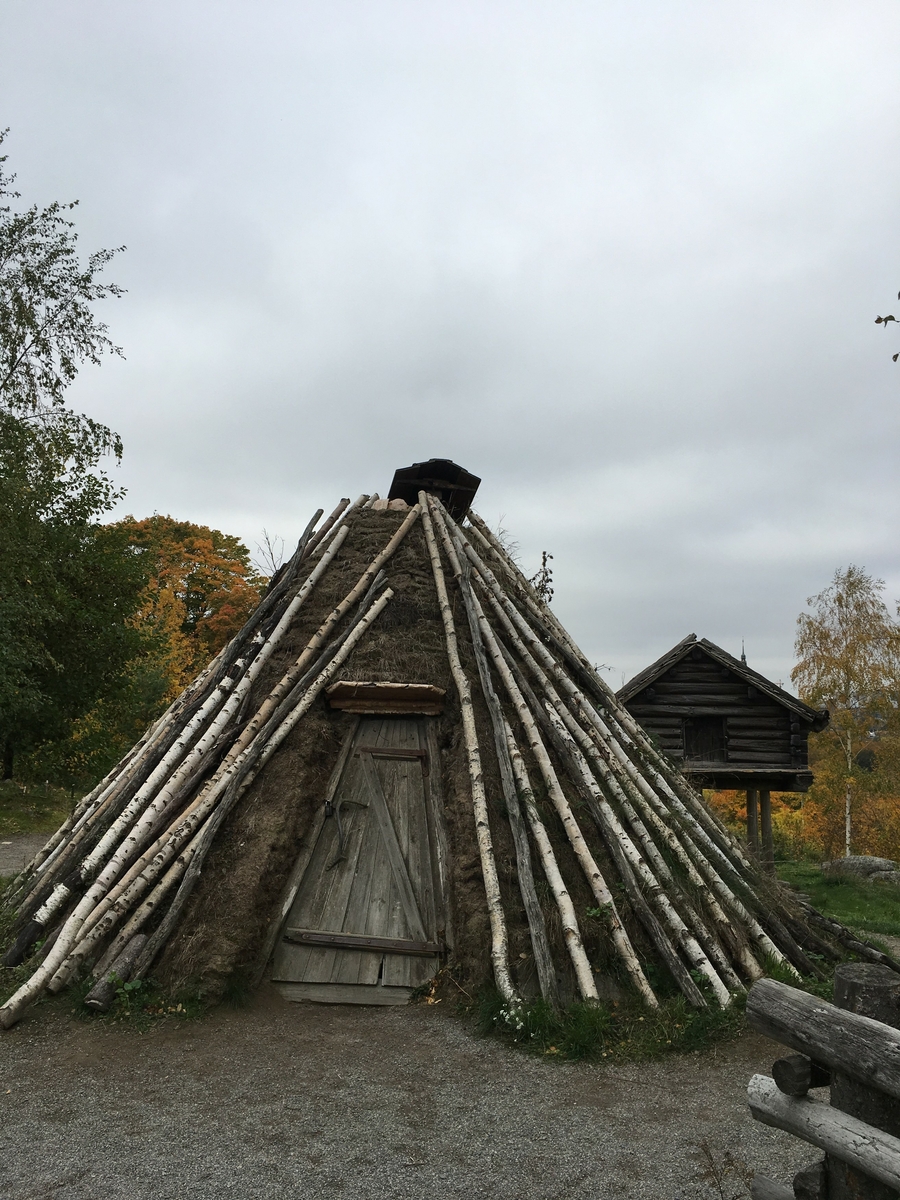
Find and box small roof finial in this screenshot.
[741,639,747,665]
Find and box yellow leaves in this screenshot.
[109,514,265,701]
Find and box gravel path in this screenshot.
[0,987,811,1200]
[0,835,46,878]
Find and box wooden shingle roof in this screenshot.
[618,634,829,731]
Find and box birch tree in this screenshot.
[792,566,900,856]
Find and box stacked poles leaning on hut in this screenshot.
[1,492,897,1029]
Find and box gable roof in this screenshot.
[617,633,829,729]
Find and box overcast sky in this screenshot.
[3,1,900,689]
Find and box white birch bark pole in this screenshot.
[66,514,418,949]
[91,828,205,979]
[8,528,344,973]
[307,494,368,558]
[456,516,747,891]
[301,497,350,558]
[465,510,746,866]
[430,523,657,1009]
[20,730,154,881]
[74,562,384,949]
[503,719,599,1001]
[419,494,519,1006]
[453,529,778,976]
[77,524,352,884]
[430,498,560,1006]
[458,508,804,979]
[455,540,728,1003]
[52,587,399,992]
[52,563,388,974]
[15,654,253,936]
[14,509,329,918]
[550,698,743,993]
[471,581,749,990]
[577,712,784,976]
[482,604,777,979]
[17,684,195,894]
[577,700,795,972]
[542,705,732,1008]
[211,505,421,767]
[0,588,395,1026]
[459,517,742,859]
[448,512,792,981]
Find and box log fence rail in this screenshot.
[746,966,900,1199]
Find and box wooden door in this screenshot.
[271,717,445,1005]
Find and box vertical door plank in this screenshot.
[357,751,427,941]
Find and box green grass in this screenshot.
[778,860,900,937]
[475,988,748,1062]
[0,779,71,837]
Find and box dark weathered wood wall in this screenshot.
[624,654,808,773]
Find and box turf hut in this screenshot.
[1,465,893,1027]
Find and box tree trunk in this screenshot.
[747,788,759,853]
[759,790,774,873]
[845,780,852,858]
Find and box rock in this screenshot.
[822,855,899,878]
[869,870,900,885]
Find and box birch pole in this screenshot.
[542,704,732,1008]
[473,576,751,989]
[428,511,657,1008]
[451,516,787,977]
[50,573,394,983]
[466,510,748,871]
[461,513,805,979]
[49,520,410,969]
[76,524,352,885]
[419,492,519,1007]
[0,587,396,1027]
[503,720,599,1002]
[430,504,559,1007]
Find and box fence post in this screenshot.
[828,962,900,1199]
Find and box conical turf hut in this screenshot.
[2,463,895,1027]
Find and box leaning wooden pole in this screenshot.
[429,508,657,1008]
[503,719,600,1003]
[428,498,559,1008]
[419,492,519,1007]
[0,587,396,1027]
[450,514,795,977]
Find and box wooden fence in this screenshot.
[745,964,900,1199]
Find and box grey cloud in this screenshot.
[3,0,900,688]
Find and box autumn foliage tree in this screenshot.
[791,566,900,860]
[112,515,266,700]
[19,516,266,791]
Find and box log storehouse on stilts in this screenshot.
[1,461,892,1028]
[617,635,829,872]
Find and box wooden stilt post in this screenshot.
[759,789,774,873]
[747,789,759,854]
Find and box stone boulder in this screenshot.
[822,855,900,884]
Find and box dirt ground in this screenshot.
[0,986,812,1200]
